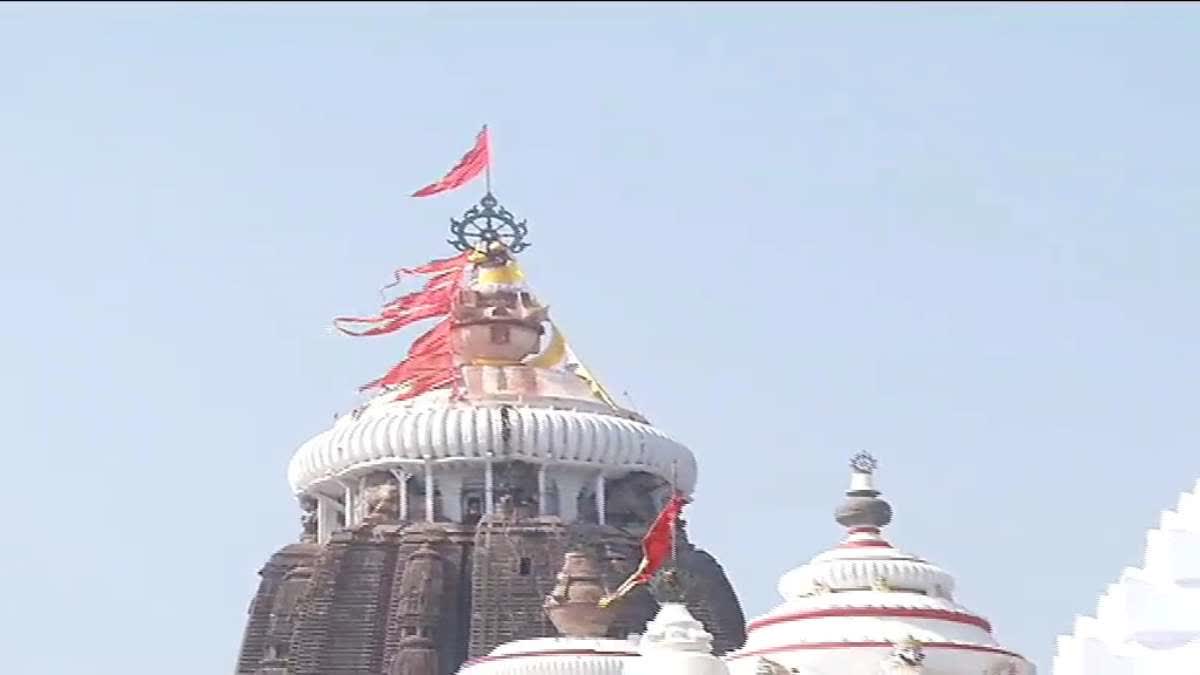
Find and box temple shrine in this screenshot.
[233,133,1055,675]
[233,187,746,675]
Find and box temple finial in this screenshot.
[448,192,530,254]
[835,452,892,530]
[850,451,878,475]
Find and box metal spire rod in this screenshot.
[484,123,492,195]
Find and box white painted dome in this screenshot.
[1053,477,1200,675]
[287,383,697,497]
[726,456,1034,675]
[456,605,728,675]
[458,637,640,675]
[628,603,729,675]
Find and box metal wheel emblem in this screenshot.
[448,192,530,253]
[850,451,878,474]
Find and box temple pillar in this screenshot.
[440,472,465,523]
[595,473,607,526]
[338,480,355,528]
[316,494,339,544]
[357,475,369,523]
[424,458,435,522]
[556,473,586,523]
[537,464,548,516]
[389,469,411,521]
[485,455,495,516]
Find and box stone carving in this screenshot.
[870,575,893,592]
[238,515,747,674]
[497,494,516,519]
[544,550,614,638]
[494,461,539,514]
[360,470,403,523]
[756,658,795,675]
[299,496,317,542]
[880,636,926,673]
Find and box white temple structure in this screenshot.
[1052,479,1200,675]
[725,454,1032,675]
[286,244,696,541]
[459,453,1035,675]
[459,549,730,675]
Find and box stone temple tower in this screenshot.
[233,192,746,675]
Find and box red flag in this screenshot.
[334,255,470,336]
[335,252,473,399]
[334,303,450,337]
[406,319,452,357]
[411,126,490,198]
[360,322,455,392]
[383,252,472,291]
[599,491,689,607]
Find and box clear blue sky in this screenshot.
[3,3,1199,673]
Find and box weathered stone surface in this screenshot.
[236,543,320,675]
[234,516,745,675]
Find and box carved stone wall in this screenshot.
[235,512,746,675]
[235,543,320,675]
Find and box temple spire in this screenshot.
[835,452,893,531]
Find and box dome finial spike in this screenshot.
[835,452,893,530]
[850,451,878,475]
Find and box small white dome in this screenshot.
[459,637,639,675]
[627,604,729,675]
[727,456,1034,675]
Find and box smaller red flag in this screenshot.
[412,126,490,198]
[599,491,689,607]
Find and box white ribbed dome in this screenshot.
[287,388,697,495]
[727,457,1034,675]
[459,637,639,675]
[778,544,956,601]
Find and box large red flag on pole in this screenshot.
[411,125,491,197]
[598,490,689,607]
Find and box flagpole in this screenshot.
[483,124,492,194]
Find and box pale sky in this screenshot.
[3,3,1199,673]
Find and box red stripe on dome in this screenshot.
[463,649,639,667]
[747,607,992,633]
[837,539,894,548]
[727,641,1025,662]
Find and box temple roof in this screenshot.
[1053,477,1200,674]
[726,454,1034,675]
[290,194,699,498]
[458,604,729,675]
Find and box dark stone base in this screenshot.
[234,518,745,675]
